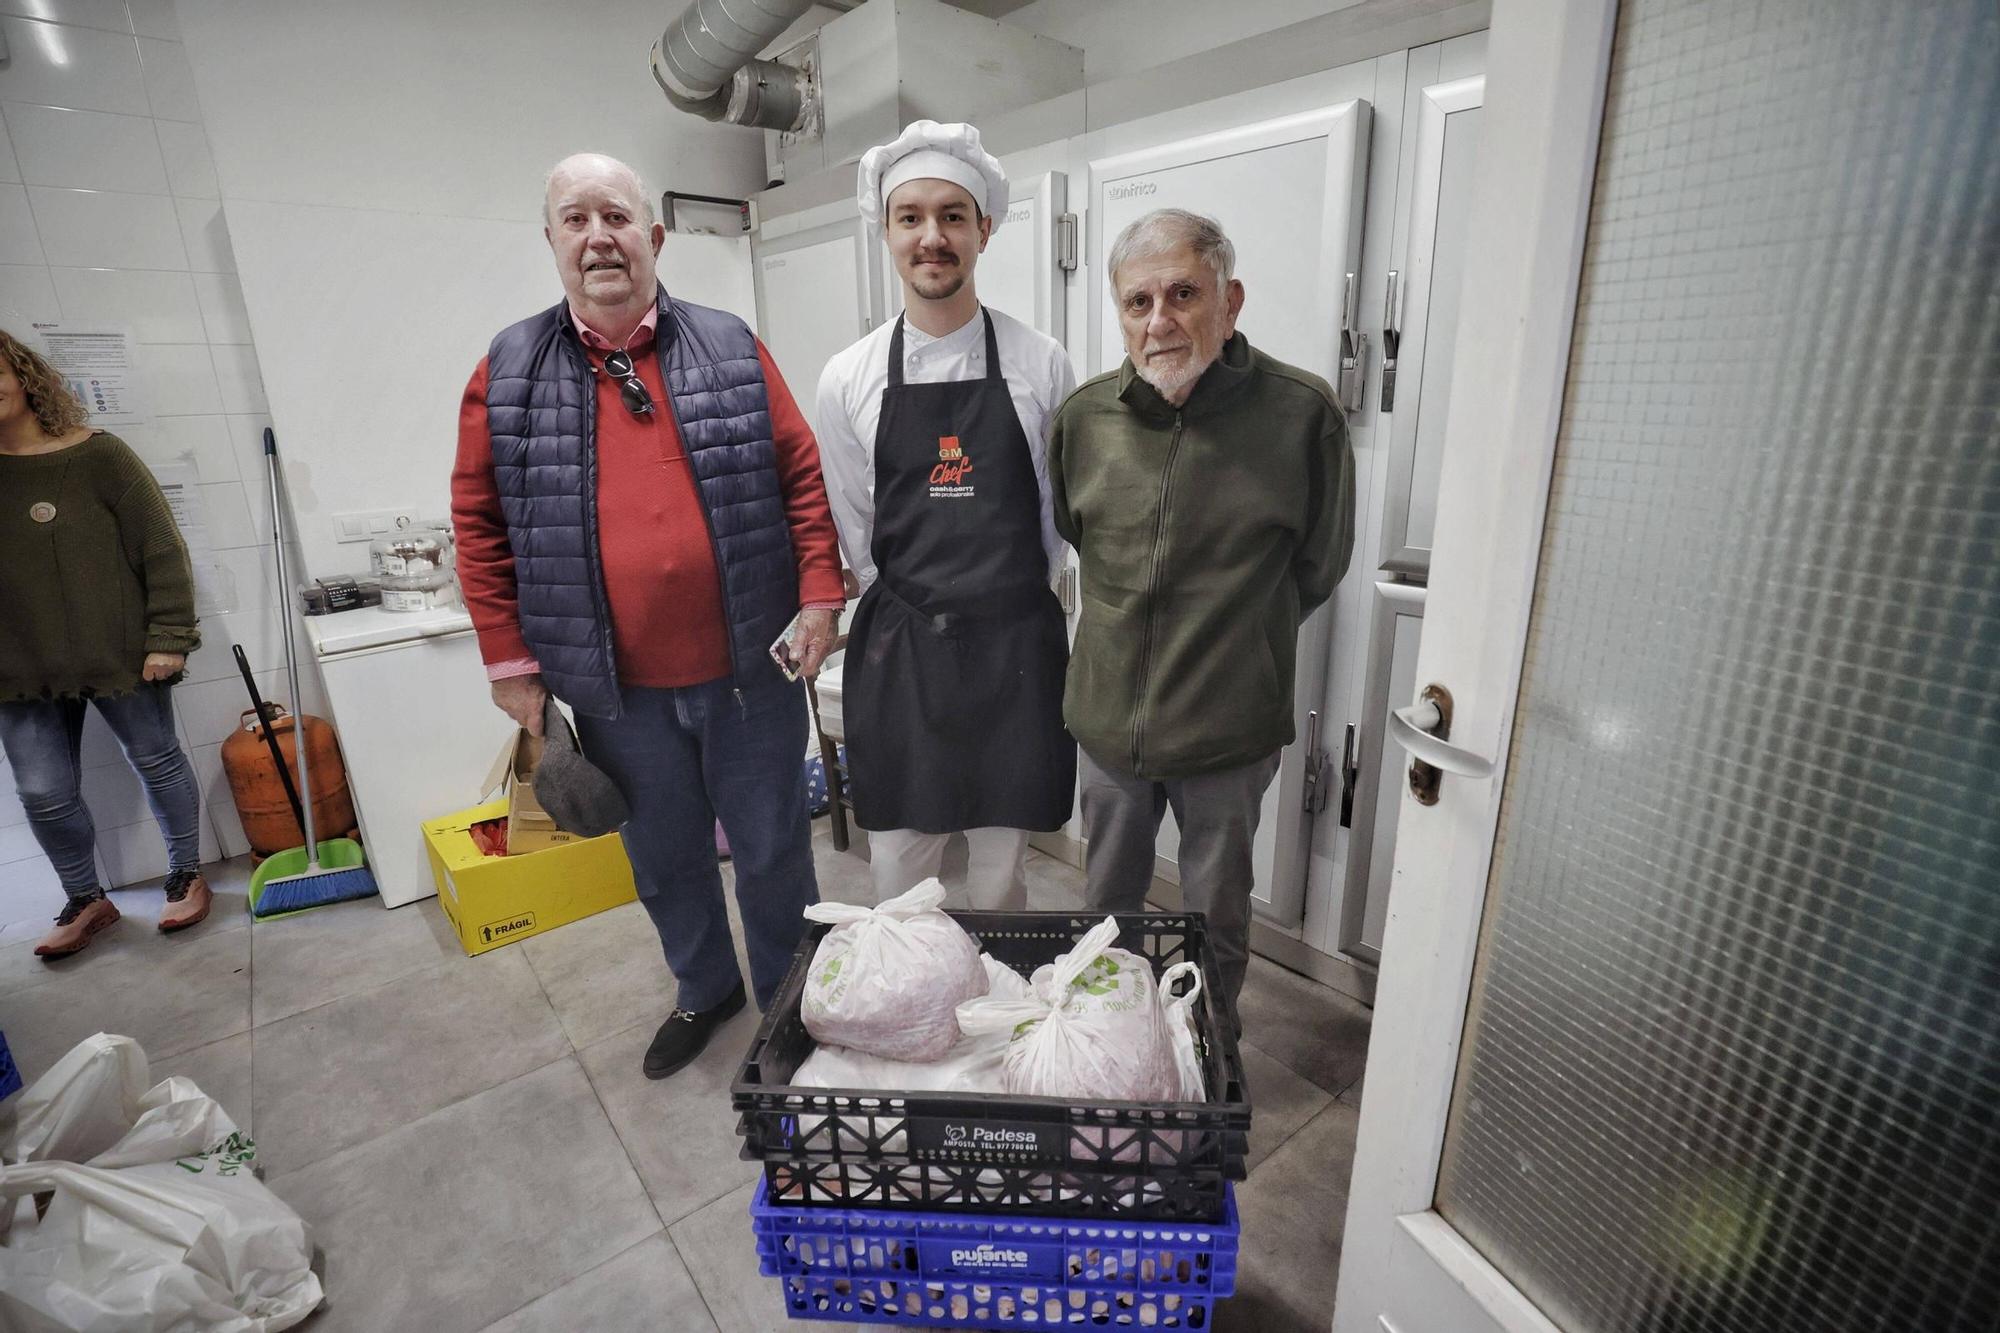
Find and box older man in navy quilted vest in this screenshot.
[452,153,846,1079]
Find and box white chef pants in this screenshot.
[869,826,1030,909]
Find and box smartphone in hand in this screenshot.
[769,611,804,682]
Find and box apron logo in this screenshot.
[930,436,975,495]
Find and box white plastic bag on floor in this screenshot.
[801,879,989,1061]
[5,1032,153,1167]
[957,917,1180,1102]
[0,1033,323,1333]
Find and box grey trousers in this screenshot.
[1078,744,1282,1018]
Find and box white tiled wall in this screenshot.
[0,0,316,927]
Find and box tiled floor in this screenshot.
[0,824,1371,1332]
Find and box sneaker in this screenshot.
[34,894,120,959]
[158,868,212,933]
[643,982,747,1080]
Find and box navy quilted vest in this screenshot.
[484,289,797,718]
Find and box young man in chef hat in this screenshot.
[815,120,1078,908]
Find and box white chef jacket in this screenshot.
[814,304,1078,593]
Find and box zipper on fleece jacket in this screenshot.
[1130,411,1184,773]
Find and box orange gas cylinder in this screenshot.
[220,706,360,862]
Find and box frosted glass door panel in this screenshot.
[1086,102,1368,926]
[755,227,864,437]
[1431,4,1999,1331]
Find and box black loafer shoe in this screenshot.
[643,982,747,1080]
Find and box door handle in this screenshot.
[1380,269,1402,412]
[1338,722,1358,828]
[1388,683,1494,804]
[1337,272,1367,412]
[1301,710,1333,815]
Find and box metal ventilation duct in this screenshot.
[651,0,817,131]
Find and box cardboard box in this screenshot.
[422,797,636,956]
[482,730,574,855]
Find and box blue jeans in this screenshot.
[0,683,202,901]
[575,676,819,1012]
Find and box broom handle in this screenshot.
[266,428,319,866]
[233,644,307,836]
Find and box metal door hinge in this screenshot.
[1056,213,1079,272]
[1338,272,1367,412]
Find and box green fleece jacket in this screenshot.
[0,431,200,702]
[1050,333,1353,779]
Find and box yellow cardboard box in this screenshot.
[421,797,636,956]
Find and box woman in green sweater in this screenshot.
[0,329,211,957]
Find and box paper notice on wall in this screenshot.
[148,457,237,616]
[35,326,147,426]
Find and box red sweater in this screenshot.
[452,332,844,688]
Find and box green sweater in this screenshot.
[0,432,200,701]
[1049,334,1354,779]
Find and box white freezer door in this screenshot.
[315,631,505,909]
[752,210,878,436]
[976,170,1069,343]
[1379,74,1485,575]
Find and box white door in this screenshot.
[1376,73,1482,575]
[1338,0,1997,1331]
[752,203,881,436]
[1085,101,1371,928]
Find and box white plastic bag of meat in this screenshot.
[956,916,1179,1102]
[795,956,1032,1096]
[800,880,988,1061]
[1157,961,1208,1101]
[790,954,1032,1155]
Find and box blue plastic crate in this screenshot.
[750,1177,1238,1328]
[0,1028,20,1101]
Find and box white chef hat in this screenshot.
[857,120,1009,231]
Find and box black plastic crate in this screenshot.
[732,910,1252,1221]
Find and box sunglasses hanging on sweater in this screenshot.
[601,349,654,417]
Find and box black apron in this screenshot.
[844,311,1075,834]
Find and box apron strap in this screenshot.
[886,314,908,388]
[883,309,1002,387]
[980,308,1001,381]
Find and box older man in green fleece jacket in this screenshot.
[1049,208,1354,1019]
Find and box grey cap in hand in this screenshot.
[535,697,629,837]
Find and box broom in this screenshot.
[251,427,377,916]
